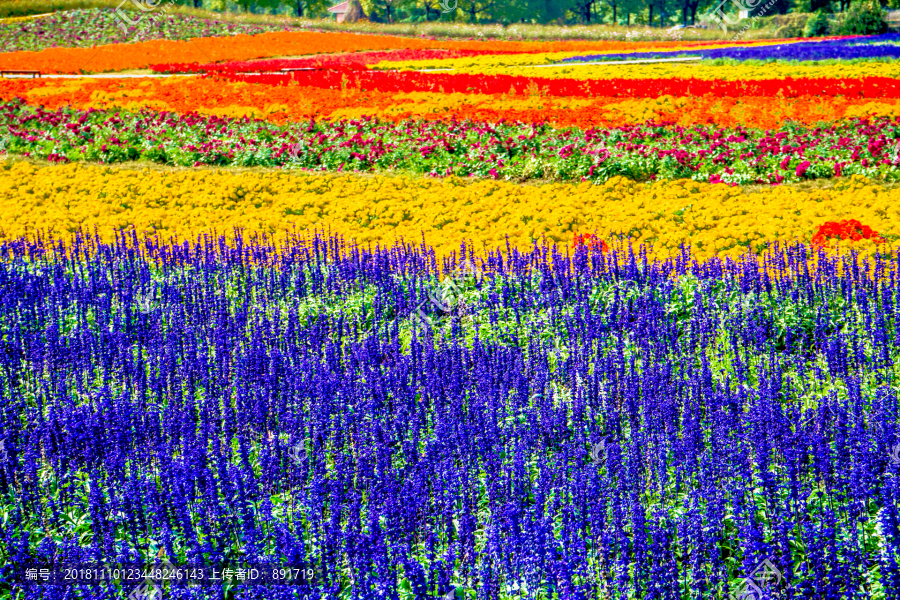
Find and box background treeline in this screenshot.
[196,0,895,26]
[0,0,892,36]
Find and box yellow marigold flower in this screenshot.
[0,160,895,261]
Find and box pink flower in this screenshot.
[795,160,811,178]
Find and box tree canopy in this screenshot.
[188,0,839,25]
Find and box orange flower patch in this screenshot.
[4,76,900,129]
[0,30,807,75]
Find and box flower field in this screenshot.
[0,31,745,74]
[4,11,900,600]
[1,160,895,260]
[5,101,900,187]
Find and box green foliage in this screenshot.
[792,0,830,11]
[0,0,118,18]
[803,9,829,35]
[774,23,798,36]
[275,0,330,17]
[0,0,790,35]
[838,0,888,34]
[750,12,811,36]
[755,12,809,32]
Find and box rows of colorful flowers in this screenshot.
[190,69,900,99]
[559,32,900,62]
[4,100,900,186]
[0,160,893,261]
[368,53,900,79]
[151,38,801,75]
[2,232,900,599]
[157,49,531,75]
[0,30,756,74]
[7,75,900,129]
[4,17,900,600]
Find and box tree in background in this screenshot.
[617,0,643,23]
[540,0,570,20]
[809,0,833,12]
[493,0,572,23]
[196,0,821,23]
[839,0,888,31]
[369,0,407,21]
[603,0,620,21]
[232,0,280,13]
[570,0,597,21]
[673,0,709,25]
[173,0,204,9]
[286,0,329,16]
[459,0,499,21]
[772,0,791,14]
[420,0,445,20]
[645,0,673,26]
[345,0,368,19]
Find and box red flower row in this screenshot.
[205,69,900,99]
[811,219,883,246]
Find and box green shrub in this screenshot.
[0,0,116,18]
[756,12,809,37]
[776,22,804,37]
[760,13,807,29]
[838,0,888,34]
[803,11,830,36]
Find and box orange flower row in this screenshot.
[3,76,899,129]
[0,30,798,75]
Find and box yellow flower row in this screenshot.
[0,160,893,262]
[374,55,900,81]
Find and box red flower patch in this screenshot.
[811,219,883,247]
[573,233,609,253]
